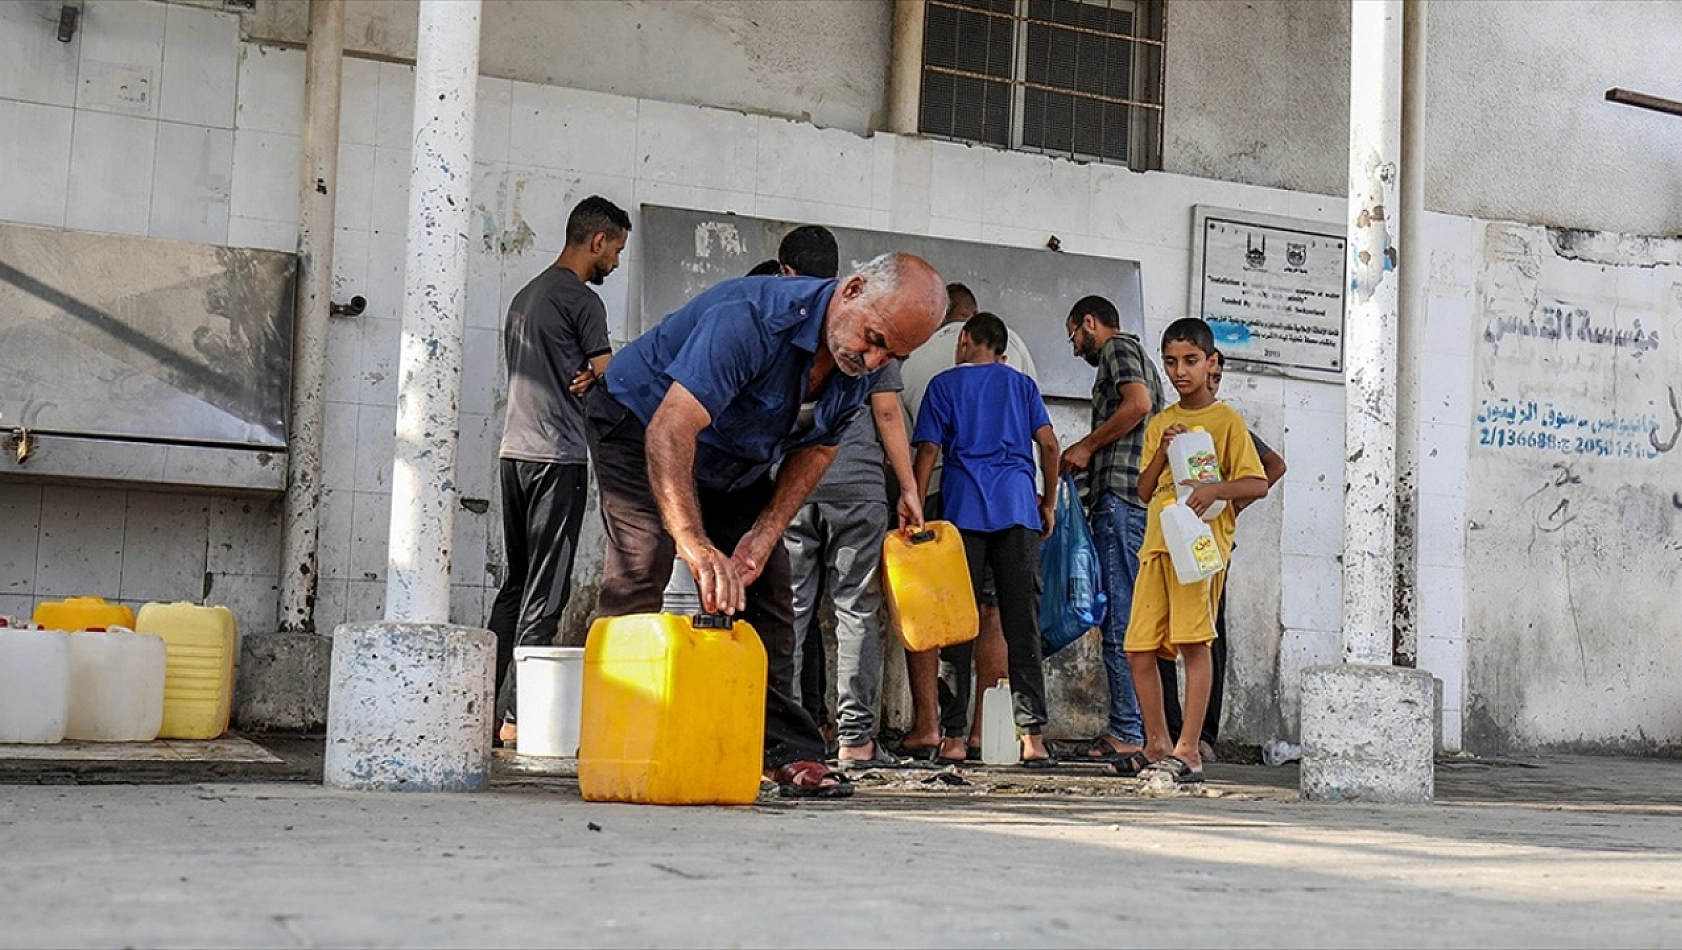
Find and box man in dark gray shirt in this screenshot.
[489,195,630,744]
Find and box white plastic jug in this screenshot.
[1161,501,1225,585]
[0,626,71,743]
[65,629,166,742]
[979,680,1019,765]
[515,646,585,758]
[1168,426,1226,521]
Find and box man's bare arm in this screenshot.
[1061,380,1151,475]
[871,390,923,528]
[647,383,744,614]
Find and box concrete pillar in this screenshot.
[886,0,926,134]
[1300,664,1435,803]
[1392,0,1428,668]
[324,622,493,791]
[1339,0,1403,666]
[278,0,345,633]
[1299,0,1436,805]
[384,0,481,623]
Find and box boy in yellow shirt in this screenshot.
[1124,318,1268,784]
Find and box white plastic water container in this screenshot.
[65,629,167,742]
[0,626,71,743]
[1161,501,1225,585]
[979,679,1019,765]
[515,646,585,758]
[1168,426,1226,521]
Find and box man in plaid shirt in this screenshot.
[1060,295,1166,775]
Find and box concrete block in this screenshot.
[324,622,494,792]
[234,630,332,732]
[1300,663,1436,804]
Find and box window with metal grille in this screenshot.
[919,0,1163,169]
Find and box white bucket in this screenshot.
[514,646,585,758]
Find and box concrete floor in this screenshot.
[2,747,1680,948]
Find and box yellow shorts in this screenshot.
[1123,554,1224,659]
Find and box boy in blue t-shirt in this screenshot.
[911,312,1062,767]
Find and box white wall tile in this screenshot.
[76,0,165,117]
[753,114,870,208]
[449,584,485,628]
[1126,241,1194,331]
[234,43,302,134]
[0,99,73,226]
[66,109,156,234]
[459,327,501,418]
[206,572,278,635]
[1280,482,1343,558]
[374,61,414,151]
[752,195,873,232]
[1418,424,1471,499]
[368,145,409,235]
[456,412,500,504]
[118,493,209,602]
[1416,563,1466,644]
[319,399,358,491]
[474,77,513,166]
[0,1,81,106]
[1282,405,1344,488]
[1285,190,1345,225]
[354,405,396,493]
[226,215,295,252]
[633,179,752,218]
[316,488,354,581]
[158,3,237,128]
[927,140,985,223]
[149,121,233,244]
[331,226,370,303]
[1415,489,1467,569]
[323,311,364,404]
[925,214,982,242]
[358,316,400,408]
[348,492,391,581]
[638,99,758,194]
[1424,294,1474,359]
[0,593,35,621]
[1280,552,1342,632]
[206,497,281,577]
[331,142,376,233]
[981,148,1090,236]
[338,56,381,147]
[312,576,349,630]
[36,486,126,598]
[1425,211,1476,294]
[230,128,301,224]
[345,578,386,622]
[449,508,490,588]
[363,230,408,321]
[465,241,504,331]
[498,165,634,254]
[0,484,43,595]
[1089,168,1195,250]
[508,80,637,177]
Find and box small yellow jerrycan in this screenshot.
[134,602,238,740]
[578,612,767,805]
[34,596,136,632]
[881,520,978,653]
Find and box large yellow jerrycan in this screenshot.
[881,520,978,653]
[134,602,238,740]
[578,612,767,805]
[34,596,135,632]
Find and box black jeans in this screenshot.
[583,388,828,768]
[487,459,589,724]
[938,526,1049,737]
[1160,584,1227,746]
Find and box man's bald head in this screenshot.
[823,252,947,377]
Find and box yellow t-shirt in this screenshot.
[1139,401,1266,560]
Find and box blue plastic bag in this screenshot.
[1039,475,1106,658]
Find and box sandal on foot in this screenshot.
[1020,755,1060,770]
[771,760,855,799]
[1141,754,1205,785]
[1104,751,1152,778]
[1072,735,1129,762]
[836,744,909,770]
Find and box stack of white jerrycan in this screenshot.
[1161,426,1225,584]
[0,597,238,745]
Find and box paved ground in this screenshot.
[2,740,1680,948]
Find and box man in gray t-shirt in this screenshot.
[488,196,629,744]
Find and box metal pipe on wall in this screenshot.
[1392,0,1428,667]
[886,0,926,134]
[383,0,482,623]
[278,0,345,634]
[1340,0,1403,666]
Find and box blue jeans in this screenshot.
[1091,490,1147,745]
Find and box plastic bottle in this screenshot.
[1160,501,1224,584]
[979,680,1019,765]
[1168,426,1226,521]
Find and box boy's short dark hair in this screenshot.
[946,282,978,314]
[962,311,1009,355]
[565,195,631,246]
[1068,294,1120,329]
[745,258,782,277]
[777,225,839,278]
[1162,316,1216,355]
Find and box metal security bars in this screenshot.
[919,0,1164,169]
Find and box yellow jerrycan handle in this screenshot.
[691,612,735,632]
[906,527,937,544]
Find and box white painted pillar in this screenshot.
[1392,0,1429,667]
[886,0,926,135]
[279,0,345,632]
[1340,0,1403,665]
[384,0,481,623]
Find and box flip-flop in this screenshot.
[835,745,911,770]
[771,760,855,799]
[1020,755,1060,770]
[1104,750,1152,777]
[1141,754,1205,785]
[1072,735,1129,762]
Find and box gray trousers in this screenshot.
[783,497,890,749]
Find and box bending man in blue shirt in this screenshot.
[586,252,947,798]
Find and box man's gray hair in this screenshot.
[852,252,949,312]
